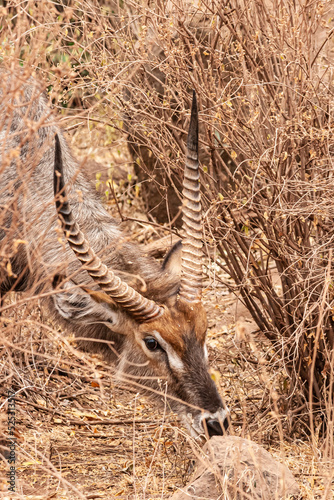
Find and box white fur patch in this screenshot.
[203,343,208,362]
[151,330,185,373]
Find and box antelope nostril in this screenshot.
[205,417,228,437]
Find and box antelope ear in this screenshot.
[53,275,117,307]
[162,240,182,277]
[52,278,120,327]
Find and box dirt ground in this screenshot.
[0,126,333,500]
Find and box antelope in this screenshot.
[0,68,229,437]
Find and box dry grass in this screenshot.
[0,272,333,498]
[0,0,334,498]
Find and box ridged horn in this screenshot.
[180,91,203,303]
[54,134,163,323]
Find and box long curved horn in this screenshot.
[180,91,203,303]
[54,135,162,323]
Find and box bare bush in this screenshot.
[0,0,333,496]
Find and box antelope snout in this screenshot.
[185,407,229,438]
[204,416,229,437]
[199,407,229,437]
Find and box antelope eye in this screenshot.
[144,337,160,352]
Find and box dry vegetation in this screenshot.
[0,0,334,498]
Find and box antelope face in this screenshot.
[53,91,230,438]
[128,299,229,437]
[53,243,229,438]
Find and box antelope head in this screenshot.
[53,92,229,438]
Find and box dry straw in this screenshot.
[0,0,333,497]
